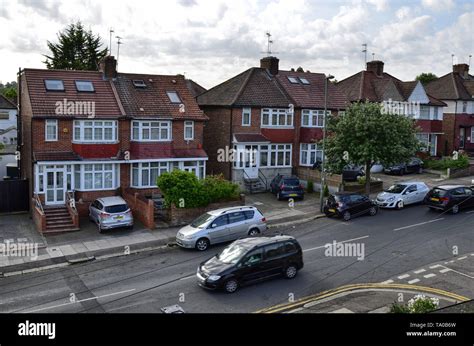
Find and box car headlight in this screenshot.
[207,275,221,282]
[387,197,396,202]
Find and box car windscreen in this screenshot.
[384,184,407,194]
[430,188,447,198]
[283,178,299,186]
[190,212,214,228]
[104,204,129,213]
[217,243,249,264]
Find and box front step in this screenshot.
[244,179,267,194]
[42,206,80,234]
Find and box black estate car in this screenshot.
[424,185,474,214]
[384,157,424,175]
[342,164,365,181]
[196,235,304,293]
[270,174,305,200]
[324,192,378,221]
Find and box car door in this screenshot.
[349,194,365,215]
[418,183,430,203]
[206,215,229,244]
[403,184,418,204]
[462,187,474,208]
[450,188,466,209]
[90,201,102,222]
[262,242,286,278]
[237,248,266,284]
[226,211,248,241]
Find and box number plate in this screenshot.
[115,215,124,220]
[430,198,439,202]
[328,208,336,213]
[289,194,298,197]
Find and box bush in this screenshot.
[390,295,439,313]
[157,171,239,209]
[424,154,469,171]
[307,181,314,193]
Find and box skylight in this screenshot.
[167,91,182,103]
[132,80,147,88]
[44,79,65,91]
[75,80,94,92]
[288,77,299,84]
[299,77,310,85]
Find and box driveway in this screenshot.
[372,171,474,189]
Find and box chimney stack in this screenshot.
[260,56,280,76]
[100,55,117,80]
[366,60,384,77]
[453,63,469,78]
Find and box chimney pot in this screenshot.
[366,60,384,77]
[453,63,469,78]
[99,56,117,80]
[260,56,279,76]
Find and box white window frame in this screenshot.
[261,108,293,127]
[80,164,116,191]
[258,144,292,168]
[242,107,251,126]
[45,119,58,141]
[300,143,323,166]
[184,121,194,140]
[131,160,206,187]
[419,106,430,120]
[131,121,172,142]
[462,101,468,113]
[301,109,328,128]
[471,127,474,144]
[73,120,118,143]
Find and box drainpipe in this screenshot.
[229,107,233,180]
[17,68,22,179]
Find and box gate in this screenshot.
[0,179,29,213]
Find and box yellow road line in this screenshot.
[256,283,470,313]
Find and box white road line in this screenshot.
[441,267,474,279]
[465,211,474,214]
[24,289,136,313]
[423,273,436,278]
[440,268,451,273]
[302,235,369,253]
[408,279,420,284]
[414,269,426,274]
[393,218,444,231]
[179,275,195,281]
[457,256,468,260]
[430,264,443,269]
[398,274,410,280]
[380,279,394,285]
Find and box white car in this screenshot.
[376,182,429,209]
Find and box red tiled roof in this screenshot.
[113,73,207,120]
[425,72,474,100]
[23,69,123,117]
[234,133,270,143]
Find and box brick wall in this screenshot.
[32,118,74,153]
[122,188,155,229]
[296,167,343,188]
[74,189,120,216]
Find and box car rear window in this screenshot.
[244,210,255,220]
[283,178,299,186]
[430,188,447,198]
[104,204,129,213]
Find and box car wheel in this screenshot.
[369,206,377,216]
[451,205,459,215]
[284,265,298,279]
[224,278,239,293]
[342,211,351,221]
[195,238,210,251]
[396,200,404,210]
[248,228,260,237]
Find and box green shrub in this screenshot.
[307,181,314,193]
[390,303,411,313]
[157,171,239,209]
[424,154,469,171]
[390,295,439,313]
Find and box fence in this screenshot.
[0,179,29,213]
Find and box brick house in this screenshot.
[336,61,446,157]
[425,64,474,156]
[19,56,207,232]
[197,56,347,190]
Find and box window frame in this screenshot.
[73,120,118,143]
[45,119,58,141]
[261,108,293,127]
[75,80,95,92]
[131,121,172,142]
[301,109,328,128]
[131,162,169,188]
[300,143,323,166]
[287,76,299,84]
[166,91,182,104]
[184,121,194,141]
[44,79,65,91]
[242,107,251,126]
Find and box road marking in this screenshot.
[179,275,195,281]
[398,274,410,280]
[440,268,451,273]
[440,266,474,279]
[303,235,369,253]
[465,210,474,214]
[393,218,444,231]
[457,256,468,260]
[381,280,394,285]
[423,273,436,278]
[414,269,426,274]
[408,279,420,284]
[24,289,136,313]
[430,264,443,269]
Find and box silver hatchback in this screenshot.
[89,196,134,233]
[176,206,267,251]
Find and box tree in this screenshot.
[0,81,17,101]
[43,21,108,71]
[416,72,438,85]
[324,101,420,194]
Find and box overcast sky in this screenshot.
[0,0,472,88]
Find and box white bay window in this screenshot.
[73,120,117,142]
[132,121,171,141]
[261,108,293,127]
[300,143,323,166]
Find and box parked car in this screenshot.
[424,185,474,214]
[370,163,384,173]
[384,157,424,175]
[324,192,378,221]
[196,235,303,293]
[376,182,430,209]
[342,164,365,181]
[270,174,305,200]
[175,206,267,251]
[89,196,133,233]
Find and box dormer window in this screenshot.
[287,77,299,84]
[167,91,182,103]
[75,80,94,92]
[45,79,64,91]
[299,77,310,85]
[133,80,147,88]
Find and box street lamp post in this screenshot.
[319,74,334,213]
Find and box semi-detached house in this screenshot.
[19,56,208,233]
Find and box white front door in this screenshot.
[45,166,66,205]
[243,145,259,179]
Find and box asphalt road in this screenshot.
[1,203,474,313]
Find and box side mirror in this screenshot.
[211,223,217,228]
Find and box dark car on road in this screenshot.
[270,174,305,200]
[324,192,378,221]
[424,185,474,214]
[384,157,424,175]
[342,164,365,181]
[196,235,304,293]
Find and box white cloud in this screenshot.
[421,0,454,11]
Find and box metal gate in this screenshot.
[0,179,29,213]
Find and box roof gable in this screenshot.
[0,94,16,109]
